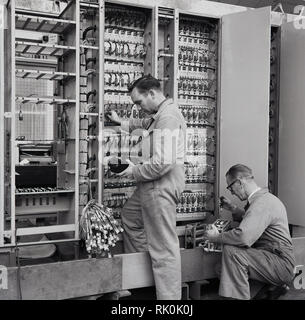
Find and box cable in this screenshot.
[82,25,97,41]
[85,57,96,69]
[58,109,69,140]
[15,229,23,300]
[86,90,97,103]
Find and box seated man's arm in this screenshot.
[220,197,245,222]
[213,200,271,247]
[231,206,246,223]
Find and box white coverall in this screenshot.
[121,98,186,300]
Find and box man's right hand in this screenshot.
[219,196,236,212]
[107,110,121,125]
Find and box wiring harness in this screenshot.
[80,200,124,257]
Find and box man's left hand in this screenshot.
[116,159,135,179]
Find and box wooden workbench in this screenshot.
[1,237,304,300]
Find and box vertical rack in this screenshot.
[101,2,154,220]
[3,0,80,246]
[156,7,177,99]
[78,0,102,213]
[176,13,218,226]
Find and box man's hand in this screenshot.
[203,224,220,242]
[107,110,121,125]
[116,159,135,179]
[219,196,236,212]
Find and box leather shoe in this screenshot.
[253,284,289,300]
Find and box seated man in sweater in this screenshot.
[204,164,295,300]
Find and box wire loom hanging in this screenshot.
[80,200,124,257]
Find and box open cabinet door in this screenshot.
[219,7,271,204]
[278,19,305,226]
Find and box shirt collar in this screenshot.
[248,187,261,202]
[152,98,173,120]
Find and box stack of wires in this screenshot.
[80,200,124,257]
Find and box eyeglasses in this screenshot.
[226,175,254,193]
[226,179,239,193]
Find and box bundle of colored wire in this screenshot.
[80,200,124,257]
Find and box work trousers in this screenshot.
[121,186,181,300]
[219,245,295,300]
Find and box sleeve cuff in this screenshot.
[213,233,224,244]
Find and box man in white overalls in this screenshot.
[109,75,186,300]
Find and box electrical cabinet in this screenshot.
[274,14,305,228]
[262,12,305,228]
[2,0,81,247]
[1,0,271,250]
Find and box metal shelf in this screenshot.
[80,44,99,50]
[16,69,76,81]
[80,1,99,8]
[16,95,76,105]
[186,123,215,129]
[176,212,208,221]
[15,41,76,57]
[15,189,75,196]
[105,56,144,65]
[15,14,76,34]
[16,56,57,66]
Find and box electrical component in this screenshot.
[199,219,231,252]
[176,191,214,214]
[82,25,97,41]
[185,219,231,250]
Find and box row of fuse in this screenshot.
[176,192,214,213]
[104,180,137,189]
[104,23,146,93]
[179,22,216,39]
[104,40,147,59]
[105,7,147,29]
[179,106,216,127]
[104,71,144,92]
[178,78,216,97]
[179,47,216,67]
[103,194,129,209]
[186,135,216,156]
[103,133,142,158]
[185,164,215,184]
[178,21,217,104]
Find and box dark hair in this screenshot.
[128,74,161,93]
[226,164,254,180]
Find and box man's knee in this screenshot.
[120,206,134,227]
[222,245,237,257]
